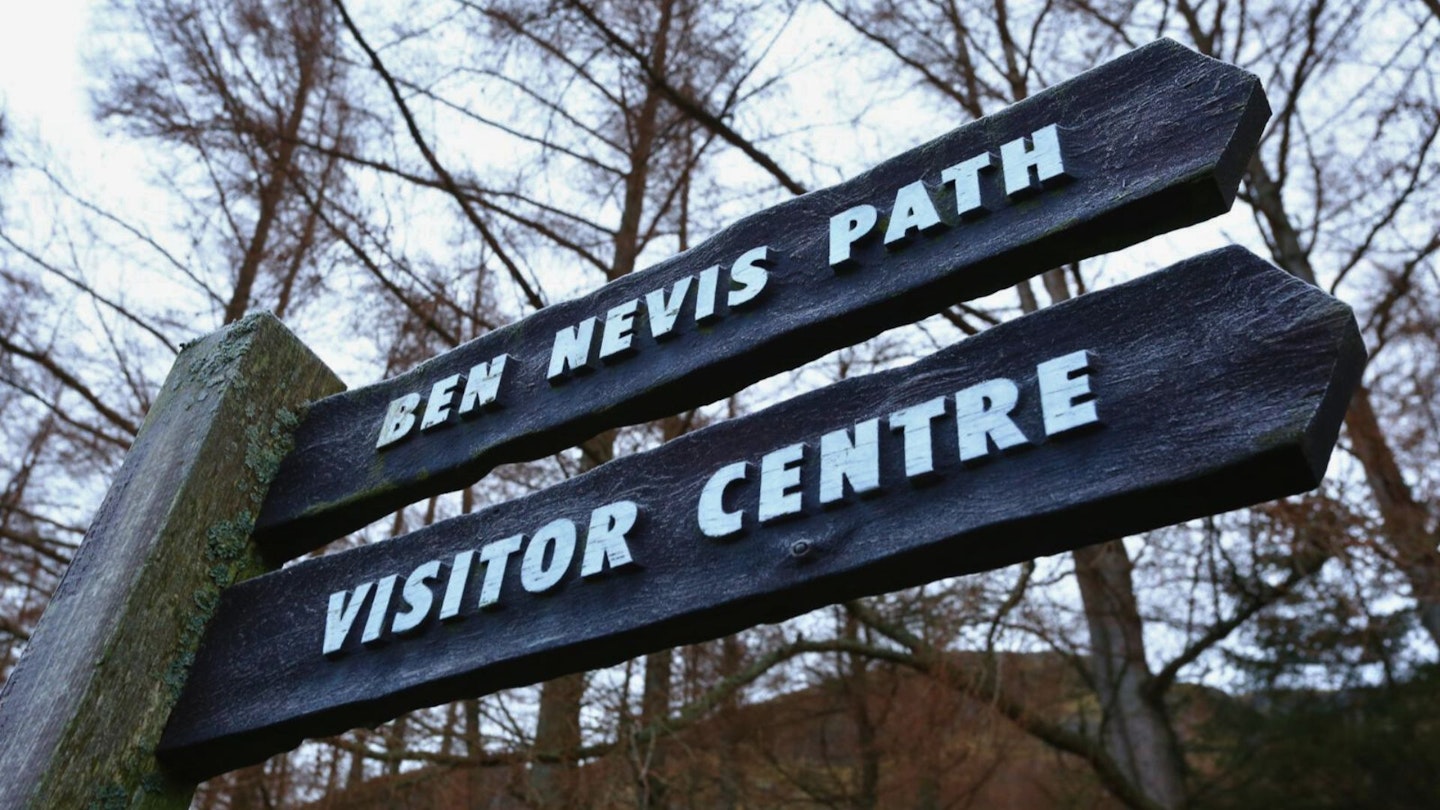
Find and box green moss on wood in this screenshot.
[88,784,128,810]
[10,313,342,810]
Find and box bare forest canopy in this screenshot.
[0,2,1438,810]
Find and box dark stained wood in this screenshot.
[255,39,1271,559]
[0,314,343,809]
[161,247,1365,779]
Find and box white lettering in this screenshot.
[829,205,879,269]
[1038,350,1099,435]
[1001,124,1068,198]
[698,461,749,538]
[695,265,721,322]
[727,246,770,308]
[477,535,523,608]
[361,574,399,646]
[955,378,1030,462]
[548,316,598,380]
[457,355,507,415]
[819,418,881,504]
[320,501,657,656]
[599,299,640,361]
[759,443,806,523]
[322,581,374,656]
[582,501,640,577]
[522,519,577,593]
[439,550,474,621]
[645,276,692,339]
[376,393,422,449]
[420,375,462,431]
[883,182,943,247]
[888,397,947,479]
[391,560,442,635]
[941,152,993,218]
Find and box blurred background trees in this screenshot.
[2,0,1438,808]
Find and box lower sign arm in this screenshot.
[160,245,1364,779]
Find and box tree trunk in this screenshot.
[529,435,615,807]
[1246,156,1440,647]
[717,635,745,810]
[530,671,587,808]
[464,697,482,759]
[385,715,407,777]
[608,0,672,281]
[636,648,673,809]
[843,614,880,810]
[1344,385,1440,642]
[1073,542,1188,810]
[222,35,318,324]
[1019,261,1188,810]
[347,733,366,788]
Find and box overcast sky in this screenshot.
[0,0,94,152]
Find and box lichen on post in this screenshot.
[0,313,343,809]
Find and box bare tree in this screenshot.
[4,1,1437,807]
[95,0,359,323]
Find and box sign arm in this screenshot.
[254,39,1272,559]
[161,247,1364,779]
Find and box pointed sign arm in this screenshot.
[163,246,1364,778]
[253,39,1271,559]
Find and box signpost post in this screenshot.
[0,316,342,809]
[0,38,1365,810]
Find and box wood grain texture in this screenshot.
[254,38,1271,558]
[0,314,342,809]
[161,247,1365,779]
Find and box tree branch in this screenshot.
[0,336,140,437]
[562,0,809,195]
[332,0,548,311]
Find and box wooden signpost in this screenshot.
[0,316,342,808]
[159,246,1364,778]
[255,38,1269,559]
[0,38,1367,809]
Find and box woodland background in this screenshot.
[2,1,1439,808]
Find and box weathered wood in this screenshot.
[161,247,1364,779]
[0,315,342,809]
[255,38,1271,559]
